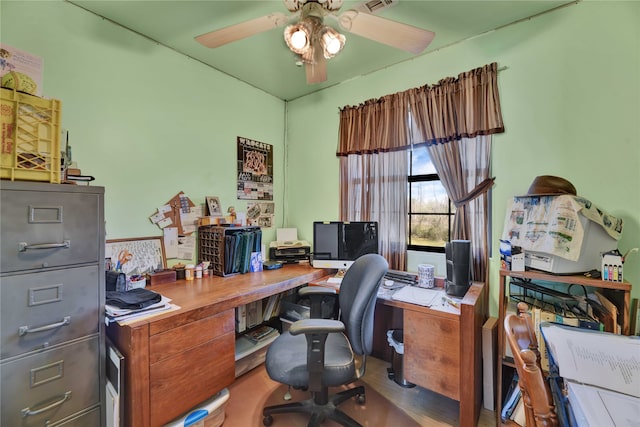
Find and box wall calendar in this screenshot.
[237,136,273,200]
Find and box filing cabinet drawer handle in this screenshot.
[21,391,72,417]
[19,316,71,336]
[18,240,71,252]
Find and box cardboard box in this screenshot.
[511,252,525,272]
[601,250,623,282]
[500,240,524,271]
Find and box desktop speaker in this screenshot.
[445,240,472,297]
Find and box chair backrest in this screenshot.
[504,302,559,427]
[338,253,388,356]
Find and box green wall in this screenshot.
[2,1,639,316]
[1,0,286,249]
[286,1,640,314]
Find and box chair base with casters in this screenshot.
[262,384,366,427]
[262,253,388,427]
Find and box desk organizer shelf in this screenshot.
[198,225,261,276]
[495,268,632,427]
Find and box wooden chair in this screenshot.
[504,302,559,427]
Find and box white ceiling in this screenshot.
[68,0,574,101]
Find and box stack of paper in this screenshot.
[105,295,177,324]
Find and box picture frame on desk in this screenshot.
[106,236,166,276]
[206,196,222,216]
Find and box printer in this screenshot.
[269,228,311,264]
[269,240,311,264]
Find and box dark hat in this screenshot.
[521,175,577,197]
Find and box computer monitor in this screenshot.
[312,221,379,269]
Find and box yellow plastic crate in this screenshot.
[1,88,62,183]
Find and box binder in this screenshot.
[232,232,243,273]
[500,374,521,422]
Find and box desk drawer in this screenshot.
[404,310,460,400]
[150,330,235,427]
[149,309,234,364]
[1,266,100,359]
[1,335,100,427]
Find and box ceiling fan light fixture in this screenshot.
[320,26,345,58]
[284,22,312,54]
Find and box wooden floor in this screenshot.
[228,356,498,426]
[360,356,497,427]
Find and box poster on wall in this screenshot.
[237,136,273,200]
[247,202,275,228]
[0,44,43,96]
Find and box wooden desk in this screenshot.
[106,264,328,427]
[380,283,487,427]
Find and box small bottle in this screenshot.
[195,265,203,279]
[185,264,195,281]
[603,264,609,281]
[608,265,613,282]
[613,265,618,282]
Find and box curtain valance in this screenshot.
[337,62,504,156]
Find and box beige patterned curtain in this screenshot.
[338,93,410,270]
[408,63,503,287]
[338,63,504,279]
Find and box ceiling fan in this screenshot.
[195,0,435,84]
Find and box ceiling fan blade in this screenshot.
[195,12,289,48]
[338,10,434,54]
[306,53,327,84]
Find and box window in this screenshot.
[408,148,454,252]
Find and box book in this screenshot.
[629,298,639,336]
[511,397,526,425]
[245,300,262,329]
[541,323,640,398]
[244,325,277,343]
[566,381,640,426]
[262,294,280,322]
[235,304,247,333]
[540,322,640,426]
[482,316,498,410]
[537,308,556,372]
[595,291,620,334]
[500,375,521,422]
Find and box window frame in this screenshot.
[407,160,454,253]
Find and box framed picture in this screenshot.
[206,196,222,216]
[106,236,166,275]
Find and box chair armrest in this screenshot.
[298,286,337,297]
[289,318,346,393]
[289,318,344,336]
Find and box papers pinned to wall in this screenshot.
[148,192,195,235]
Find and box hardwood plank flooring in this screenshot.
[364,356,497,426]
[227,356,497,426]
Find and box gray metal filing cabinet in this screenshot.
[0,181,105,427]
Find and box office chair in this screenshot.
[262,253,388,427]
[504,302,559,427]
